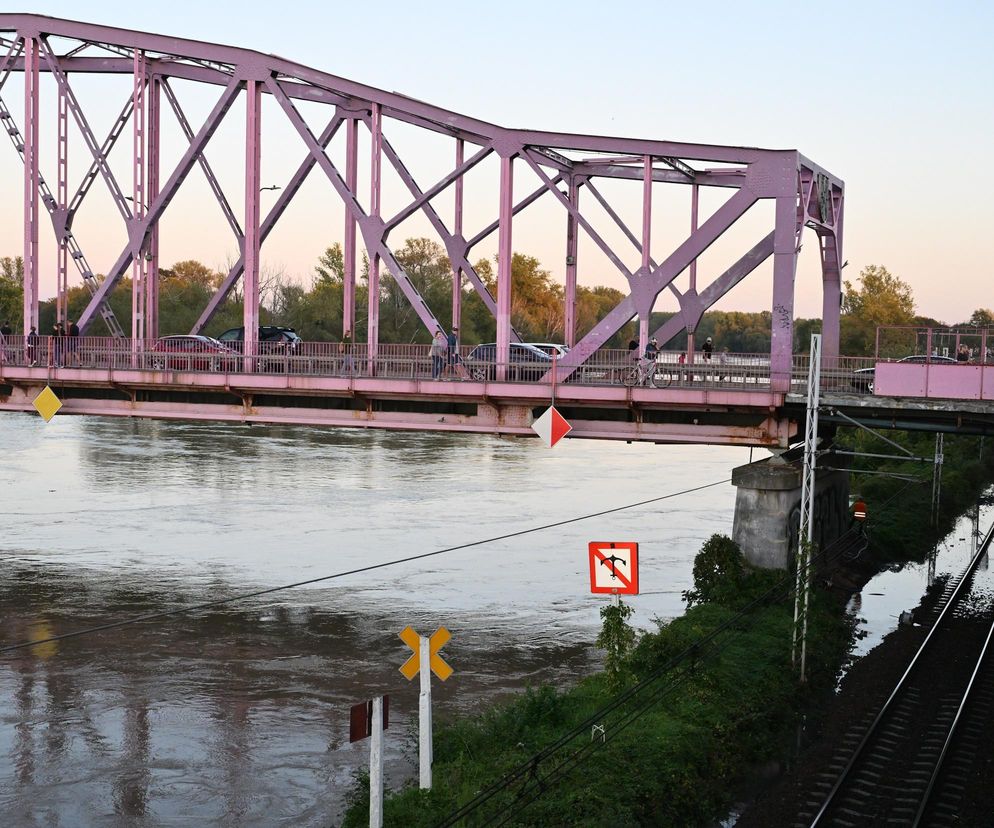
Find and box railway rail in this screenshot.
[803,522,994,826]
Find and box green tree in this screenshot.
[841,264,916,355]
[0,256,22,329]
[968,308,994,328]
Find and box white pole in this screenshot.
[369,696,384,828]
[612,591,620,608]
[419,635,432,789]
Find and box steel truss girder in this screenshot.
[1,14,844,374]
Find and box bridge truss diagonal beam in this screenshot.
[79,75,242,332]
[192,111,345,334]
[266,77,445,339]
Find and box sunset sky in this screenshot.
[1,0,991,326]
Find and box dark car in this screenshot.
[150,335,237,372]
[216,325,302,354]
[464,342,553,381]
[852,354,957,393]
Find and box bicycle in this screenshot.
[622,357,672,388]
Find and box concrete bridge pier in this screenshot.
[731,454,850,570]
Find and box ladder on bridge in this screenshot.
[0,96,126,338]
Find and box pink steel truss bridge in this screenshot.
[0,14,852,445]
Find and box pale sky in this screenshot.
[2,0,992,324]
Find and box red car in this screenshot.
[150,335,237,372]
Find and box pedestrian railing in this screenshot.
[0,335,882,396]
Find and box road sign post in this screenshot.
[370,695,384,828]
[419,635,432,789]
[399,625,453,791]
[349,695,389,828]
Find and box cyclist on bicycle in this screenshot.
[645,338,659,360]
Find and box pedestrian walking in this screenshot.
[0,321,11,337]
[430,330,446,380]
[719,347,730,382]
[26,326,38,366]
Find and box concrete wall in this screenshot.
[731,454,850,569]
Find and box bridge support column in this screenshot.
[132,49,147,343]
[820,199,844,362]
[343,116,357,337]
[146,75,161,339]
[452,138,463,335]
[731,455,850,570]
[496,153,513,380]
[56,76,68,327]
[564,176,579,348]
[367,102,382,374]
[687,184,699,361]
[770,195,798,393]
[638,155,653,354]
[23,35,40,336]
[243,79,262,368]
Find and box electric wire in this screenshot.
[0,478,731,655]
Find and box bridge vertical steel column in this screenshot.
[56,76,68,326]
[243,79,262,366]
[687,183,699,362]
[131,49,147,343]
[452,137,463,333]
[770,195,799,393]
[820,197,844,361]
[638,154,653,351]
[343,115,357,337]
[564,176,579,348]
[496,152,514,380]
[22,35,39,335]
[367,102,382,372]
[146,75,160,338]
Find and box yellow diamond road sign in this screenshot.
[32,386,63,422]
[399,625,453,682]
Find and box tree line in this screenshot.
[0,246,989,356]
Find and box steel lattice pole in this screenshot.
[792,333,821,681]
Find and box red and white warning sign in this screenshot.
[588,542,639,595]
[531,405,572,448]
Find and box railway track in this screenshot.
[801,522,994,827]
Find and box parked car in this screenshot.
[525,343,570,357]
[852,354,957,393]
[463,342,553,381]
[150,335,237,372]
[216,325,302,354]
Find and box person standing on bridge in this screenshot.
[702,336,714,362]
[445,326,459,379]
[430,330,446,380]
[26,326,39,366]
[956,343,970,363]
[67,318,81,367]
[339,329,355,377]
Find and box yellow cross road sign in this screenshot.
[32,386,63,422]
[399,625,453,681]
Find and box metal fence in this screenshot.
[0,335,884,395]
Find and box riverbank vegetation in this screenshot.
[341,535,852,827]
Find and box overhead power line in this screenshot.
[0,479,732,655]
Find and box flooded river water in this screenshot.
[0,415,749,826]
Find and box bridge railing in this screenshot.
[792,354,876,393]
[0,335,807,391]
